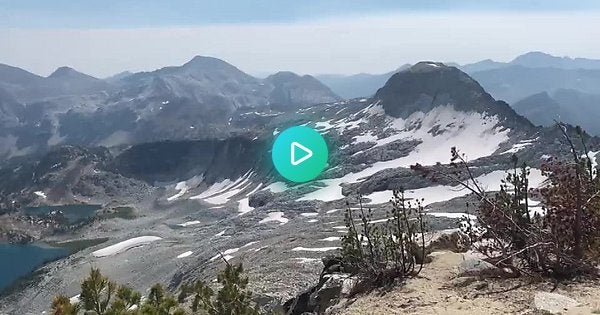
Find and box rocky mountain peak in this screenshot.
[48,66,90,79]
[375,62,488,116]
[375,62,532,128]
[266,71,302,81]
[180,56,245,75]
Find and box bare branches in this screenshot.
[439,125,600,279]
[341,192,427,287]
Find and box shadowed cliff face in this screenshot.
[110,136,272,185]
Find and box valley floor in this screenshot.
[338,252,600,315]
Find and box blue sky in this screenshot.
[1,1,599,77]
[2,0,599,28]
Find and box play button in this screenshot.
[291,142,313,166]
[272,126,328,183]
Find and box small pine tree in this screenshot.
[80,268,117,315]
[51,268,187,315]
[179,262,261,315]
[140,284,186,315]
[106,286,142,315]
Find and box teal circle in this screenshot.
[272,126,328,183]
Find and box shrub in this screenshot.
[426,124,600,278]
[340,191,426,286]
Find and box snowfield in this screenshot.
[92,236,162,257]
[299,106,512,202]
[364,168,546,206]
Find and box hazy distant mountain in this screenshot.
[316,52,600,102]
[510,51,600,69]
[0,64,112,103]
[512,91,563,127]
[513,89,600,135]
[315,72,394,99]
[470,66,600,103]
[460,59,506,73]
[460,51,600,72]
[315,64,410,99]
[264,71,339,108]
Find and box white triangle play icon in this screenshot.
[291,141,313,166]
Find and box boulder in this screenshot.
[457,255,502,277]
[284,258,362,315]
[248,190,274,208]
[533,292,580,314]
[428,230,471,253]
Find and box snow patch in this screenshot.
[237,198,254,215]
[427,212,477,220]
[177,220,200,227]
[292,247,340,252]
[294,258,320,263]
[210,247,239,262]
[265,182,288,193]
[501,138,537,154]
[33,191,47,199]
[259,212,289,225]
[70,295,80,304]
[177,251,193,258]
[167,181,188,201]
[352,131,378,144]
[92,236,162,257]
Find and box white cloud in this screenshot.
[1,12,599,77]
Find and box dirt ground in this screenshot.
[338,251,600,315]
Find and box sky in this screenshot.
[1,0,600,78]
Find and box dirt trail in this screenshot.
[339,251,600,315]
